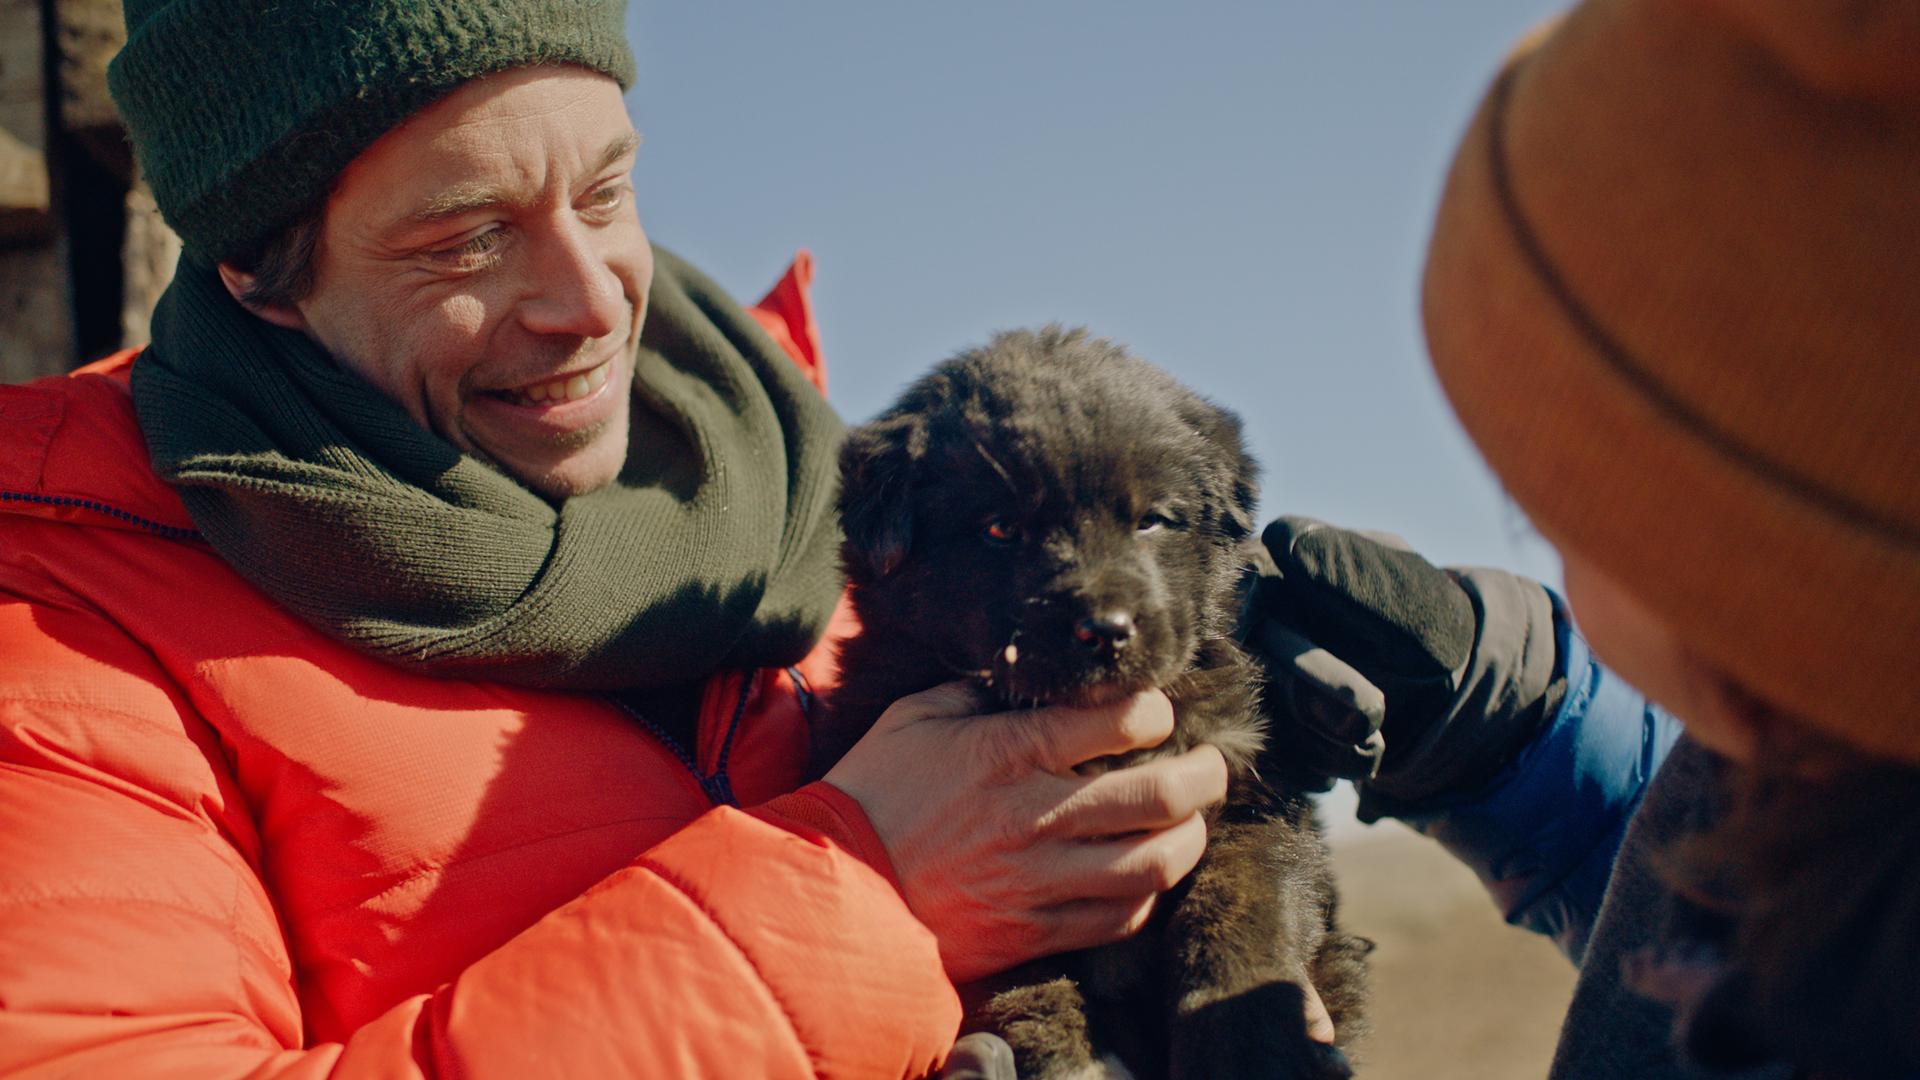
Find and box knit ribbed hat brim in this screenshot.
[109,0,635,261]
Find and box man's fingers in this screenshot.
[1002,690,1177,774]
[1302,978,1337,1045]
[1042,811,1210,899]
[877,685,1182,780]
[1035,746,1228,838]
[879,680,992,725]
[1030,894,1159,957]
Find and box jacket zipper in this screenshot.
[0,491,200,540]
[605,675,757,808]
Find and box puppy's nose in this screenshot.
[1074,611,1134,650]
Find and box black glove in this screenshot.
[1241,517,1565,814]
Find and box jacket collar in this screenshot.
[0,349,198,538]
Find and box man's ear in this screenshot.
[216,262,308,331]
[838,412,925,582]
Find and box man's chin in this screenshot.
[470,424,625,500]
[521,450,624,500]
[523,467,618,500]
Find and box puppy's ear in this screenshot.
[838,412,925,580]
[1182,396,1260,541]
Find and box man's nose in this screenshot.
[518,220,624,339]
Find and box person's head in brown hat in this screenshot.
[1422,0,1920,1071]
[1425,0,1920,770]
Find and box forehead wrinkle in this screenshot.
[398,131,641,228]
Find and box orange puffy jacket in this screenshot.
[0,255,962,1078]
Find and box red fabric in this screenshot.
[746,250,827,396]
[754,782,906,894]
[0,257,960,1078]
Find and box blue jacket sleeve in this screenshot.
[1387,592,1682,965]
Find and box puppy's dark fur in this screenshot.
[814,327,1371,1080]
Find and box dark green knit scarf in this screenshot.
[133,247,846,690]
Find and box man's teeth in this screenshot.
[510,362,610,405]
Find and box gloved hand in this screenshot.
[938,1032,1016,1080]
[1240,517,1566,815]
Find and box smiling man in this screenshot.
[223,70,650,498]
[0,2,1232,1077]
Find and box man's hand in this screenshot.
[824,682,1228,984]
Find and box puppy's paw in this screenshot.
[975,976,1100,1080]
[1169,981,1356,1080]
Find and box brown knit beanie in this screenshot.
[1423,0,1920,764]
[107,0,635,261]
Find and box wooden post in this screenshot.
[0,0,69,382]
[0,0,178,384]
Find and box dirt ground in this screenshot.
[1329,818,1577,1080]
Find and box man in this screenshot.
[1247,1,1919,1076]
[0,2,1227,1075]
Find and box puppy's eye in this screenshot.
[982,518,1023,545]
[1137,512,1177,534]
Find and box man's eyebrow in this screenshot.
[406,182,510,226]
[402,131,642,227]
[592,130,643,177]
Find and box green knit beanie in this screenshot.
[108,0,635,262]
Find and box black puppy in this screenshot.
[814,327,1370,1079]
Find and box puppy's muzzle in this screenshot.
[1074,610,1135,652]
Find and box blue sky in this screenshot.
[625,2,1569,584]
